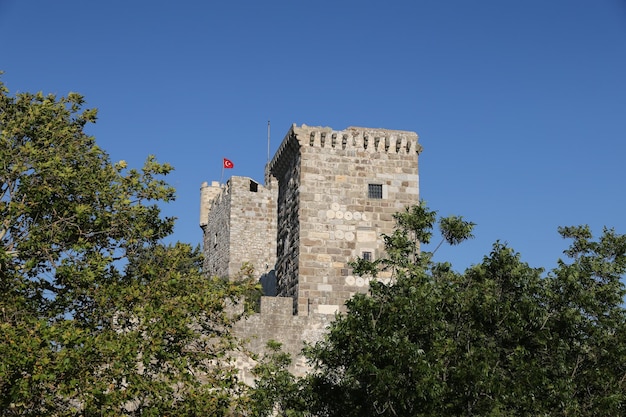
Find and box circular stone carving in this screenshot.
[353,211,362,220]
[335,211,344,219]
[331,202,340,211]
[326,210,335,219]
[345,231,355,241]
[345,276,356,286]
[334,230,344,239]
[344,211,353,220]
[361,213,368,221]
[356,277,365,287]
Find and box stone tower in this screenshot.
[266,124,420,315]
[200,177,277,283]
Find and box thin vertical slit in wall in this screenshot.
[331,133,337,148]
[374,137,380,150]
[396,138,402,153]
[310,132,315,146]
[405,140,411,153]
[342,134,348,149]
[363,135,368,149]
[320,132,326,147]
[385,137,390,151]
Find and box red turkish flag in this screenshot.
[223,158,234,169]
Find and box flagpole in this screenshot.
[220,163,224,185]
[267,120,271,164]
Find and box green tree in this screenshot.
[0,79,258,415]
[247,340,309,417]
[300,203,626,416]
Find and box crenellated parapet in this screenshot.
[269,124,421,178]
[309,125,421,154]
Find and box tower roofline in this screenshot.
[268,123,421,179]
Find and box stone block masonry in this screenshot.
[200,123,420,377]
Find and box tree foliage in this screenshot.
[247,340,309,417]
[295,202,626,416]
[0,79,259,415]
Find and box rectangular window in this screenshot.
[368,184,383,199]
[362,251,372,261]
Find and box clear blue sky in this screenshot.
[2,0,625,273]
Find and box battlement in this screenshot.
[269,124,421,179]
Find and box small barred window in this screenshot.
[368,184,383,199]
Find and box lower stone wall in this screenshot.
[232,296,334,384]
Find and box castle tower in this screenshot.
[200,178,277,282]
[267,124,420,315]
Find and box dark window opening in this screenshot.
[249,180,258,192]
[362,251,372,261]
[368,184,383,199]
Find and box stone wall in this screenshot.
[232,296,333,384]
[269,131,302,313]
[201,181,232,278]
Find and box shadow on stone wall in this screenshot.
[259,270,277,296]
